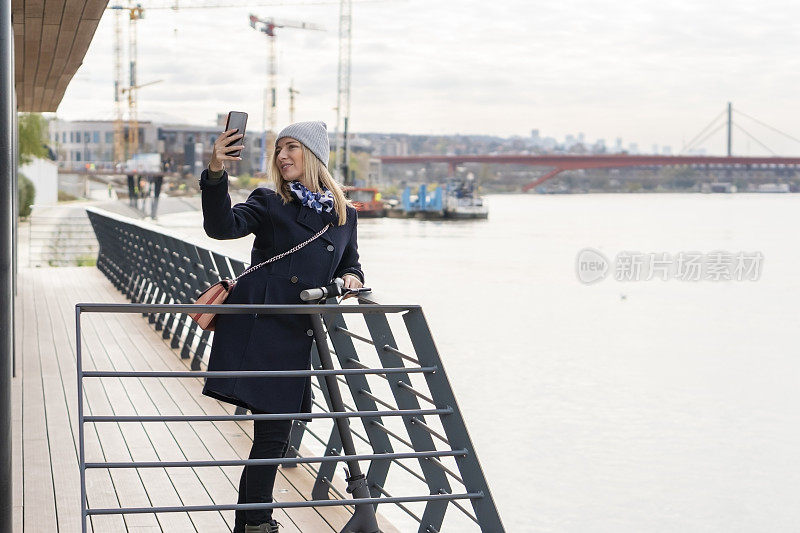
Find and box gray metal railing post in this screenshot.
[0,0,13,529]
[75,307,88,533]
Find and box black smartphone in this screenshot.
[224,111,248,158]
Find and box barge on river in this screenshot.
[394,181,489,220]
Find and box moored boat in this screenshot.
[343,186,386,217]
[443,180,489,219]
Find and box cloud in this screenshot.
[52,0,800,153]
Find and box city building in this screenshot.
[49,119,158,170]
[48,118,269,176]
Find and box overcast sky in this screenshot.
[54,0,800,155]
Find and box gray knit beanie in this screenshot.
[275,121,329,167]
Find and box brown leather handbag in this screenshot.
[189,223,331,331]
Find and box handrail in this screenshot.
[78,302,420,313]
[87,450,469,469]
[84,408,453,423]
[87,492,485,515]
[82,367,437,378]
[82,206,505,532]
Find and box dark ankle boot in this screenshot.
[244,519,280,533]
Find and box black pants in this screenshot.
[233,418,293,531]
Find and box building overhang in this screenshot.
[13,0,108,111]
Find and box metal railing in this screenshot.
[83,207,504,532]
[27,210,99,266]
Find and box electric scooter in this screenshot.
[301,278,379,533]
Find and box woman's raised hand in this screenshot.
[209,129,244,172]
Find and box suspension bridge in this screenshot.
[379,103,800,191]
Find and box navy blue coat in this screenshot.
[198,168,364,414]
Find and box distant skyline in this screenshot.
[53,0,800,156]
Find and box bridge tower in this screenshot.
[727,102,733,156]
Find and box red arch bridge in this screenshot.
[377,155,800,191]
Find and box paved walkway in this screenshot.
[12,266,397,532]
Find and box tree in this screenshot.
[18,112,49,166]
[17,173,35,218]
[17,113,49,217]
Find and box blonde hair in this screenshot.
[270,143,352,226]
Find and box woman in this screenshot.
[199,120,364,533]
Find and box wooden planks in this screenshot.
[20,266,58,530]
[12,293,24,532]
[13,0,108,111]
[14,265,390,532]
[33,269,86,531]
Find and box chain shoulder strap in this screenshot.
[234,223,332,281]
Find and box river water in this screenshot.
[156,192,800,532]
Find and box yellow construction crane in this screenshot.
[108,2,151,165]
[106,1,353,167]
[249,14,324,172]
[108,4,131,166]
[121,79,163,156]
[127,4,144,159]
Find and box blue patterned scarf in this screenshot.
[289,180,335,214]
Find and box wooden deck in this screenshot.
[12,266,399,532]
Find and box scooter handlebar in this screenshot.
[301,278,372,302]
[301,278,344,302]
